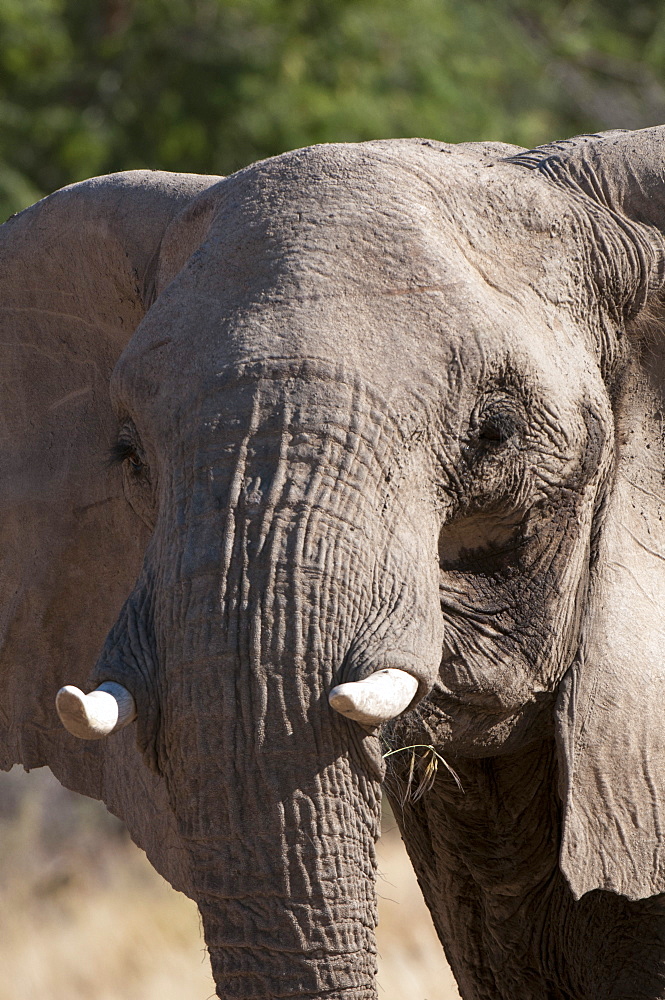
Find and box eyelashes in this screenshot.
[108,434,146,474]
[468,390,527,454]
[109,427,156,530]
[476,409,520,446]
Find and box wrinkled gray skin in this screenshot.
[2,127,665,999]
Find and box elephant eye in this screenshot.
[478,412,517,445]
[109,436,146,474]
[471,397,523,451]
[108,423,155,528]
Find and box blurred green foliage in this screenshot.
[1,0,664,218]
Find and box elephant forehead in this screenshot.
[199,140,576,295]
[116,141,597,405]
[117,269,591,428]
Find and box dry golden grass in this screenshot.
[0,767,460,1000]
[377,817,461,1000]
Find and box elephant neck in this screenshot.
[388,739,561,997]
[389,739,665,999]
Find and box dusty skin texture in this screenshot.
[2,127,665,998]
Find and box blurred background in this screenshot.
[0,767,460,999]
[1,0,665,220]
[1,0,665,995]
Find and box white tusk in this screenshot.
[328,668,419,726]
[56,681,137,741]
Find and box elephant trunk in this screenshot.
[158,519,388,999]
[95,368,443,998]
[192,735,382,999]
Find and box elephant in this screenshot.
[2,124,665,1000]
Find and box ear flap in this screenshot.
[0,170,221,892]
[512,128,665,899]
[557,359,665,900]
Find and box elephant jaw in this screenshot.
[328,668,419,726]
[55,681,137,739]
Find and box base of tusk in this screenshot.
[56,681,137,740]
[328,668,419,726]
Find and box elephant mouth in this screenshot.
[436,682,513,711]
[407,674,556,757]
[436,654,530,712]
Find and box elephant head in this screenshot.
[2,127,665,998]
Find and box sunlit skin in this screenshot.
[3,128,665,999]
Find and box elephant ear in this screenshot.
[0,170,221,892]
[511,127,665,900]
